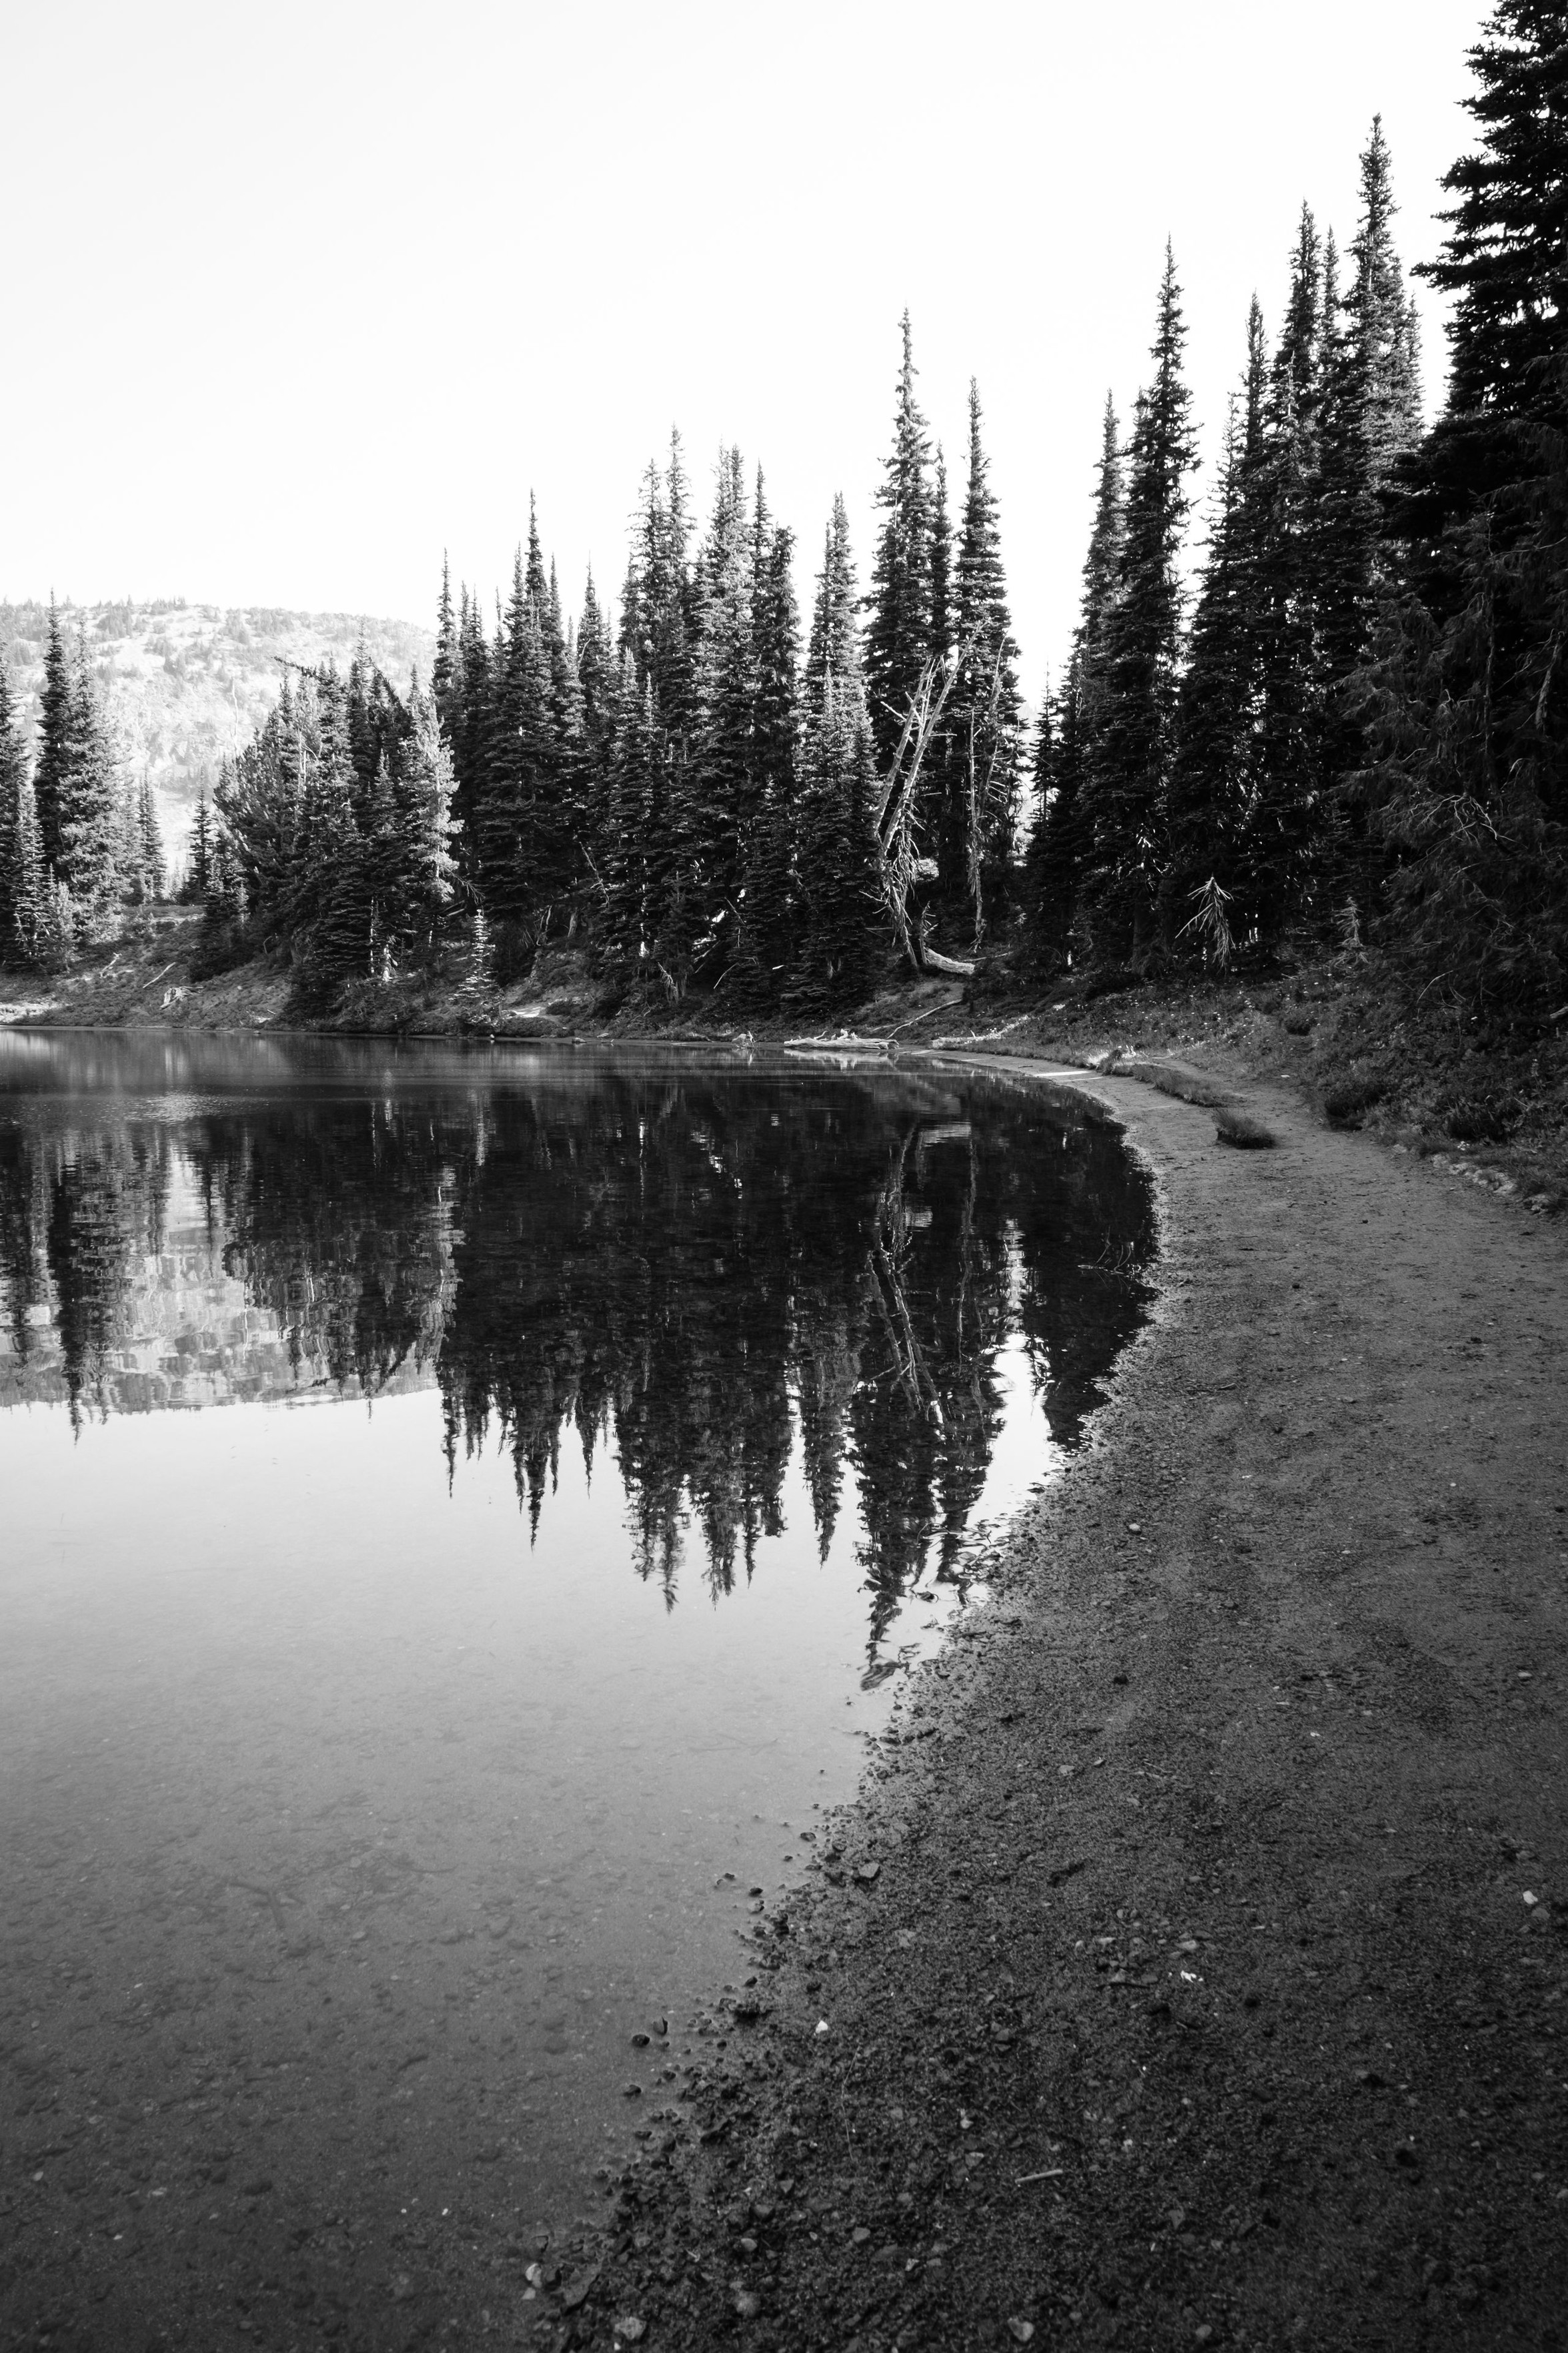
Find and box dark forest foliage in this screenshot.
[4,6,1562,1019]
[0,1066,1153,1640]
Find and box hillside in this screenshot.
[0,598,436,865]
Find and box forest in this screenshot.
[1,4,1562,1019]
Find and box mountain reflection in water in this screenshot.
[0,1033,1154,1647]
[0,1031,1158,2300]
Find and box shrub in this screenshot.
[1443,1094,1522,1143]
[1323,1074,1389,1127]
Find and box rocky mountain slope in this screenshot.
[0,598,436,865]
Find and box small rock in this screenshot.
[389,2274,414,2304]
[614,2320,646,2344]
[853,1861,881,1885]
[631,2031,650,2046]
[1007,2321,1036,2344]
[624,2083,643,2099]
[560,2265,600,2312]
[734,2288,762,2320]
[814,2019,830,2037]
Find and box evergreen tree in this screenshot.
[1250,221,1334,940]
[688,446,758,953]
[0,666,25,955]
[734,485,801,995]
[1082,246,1199,959]
[33,600,73,881]
[598,662,659,986]
[865,312,934,773]
[130,773,165,905]
[1032,396,1124,966]
[9,773,46,966]
[452,588,492,885]
[478,536,556,931]
[396,686,460,945]
[948,380,1022,929]
[1166,385,1262,961]
[186,788,214,903]
[795,501,879,1005]
[1423,1,1568,430]
[1317,121,1423,806]
[1359,3,1568,1005]
[53,628,125,937]
[929,446,953,670]
[432,554,458,729]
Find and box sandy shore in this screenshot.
[532,1057,1568,2353]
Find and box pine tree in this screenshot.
[54,627,125,937]
[479,536,555,931]
[948,380,1022,931]
[1032,396,1124,966]
[186,789,214,903]
[1422,1,1568,430]
[1357,2,1568,1005]
[394,687,460,948]
[10,774,45,965]
[451,587,492,885]
[598,660,658,986]
[1082,247,1199,959]
[794,501,879,1005]
[928,445,953,669]
[1166,386,1261,962]
[865,312,934,773]
[131,773,165,904]
[0,667,34,961]
[734,485,801,996]
[689,446,758,957]
[1249,219,1334,941]
[432,554,458,730]
[33,600,73,881]
[1317,122,1423,798]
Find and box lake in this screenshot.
[0,1029,1154,2344]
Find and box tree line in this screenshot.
[1032,5,1566,1009]
[3,3,1561,1015]
[174,362,1022,1014]
[0,611,165,965]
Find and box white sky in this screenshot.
[3,0,1485,711]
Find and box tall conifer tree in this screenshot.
[865,313,934,773]
[1033,395,1124,965]
[1082,246,1199,957]
[1359,3,1568,1003]
[950,380,1022,927]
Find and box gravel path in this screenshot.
[541,1061,1568,2353]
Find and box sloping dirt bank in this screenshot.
[535,1061,1567,2353]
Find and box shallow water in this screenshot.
[0,1030,1153,2302]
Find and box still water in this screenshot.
[0,1031,1153,2332]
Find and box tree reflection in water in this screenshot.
[0,1052,1154,1648]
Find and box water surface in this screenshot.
[0,1030,1153,2336]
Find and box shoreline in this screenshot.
[1,1025,1565,2349]
[524,1052,1567,2352]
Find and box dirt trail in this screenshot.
[557,1063,1568,2353]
